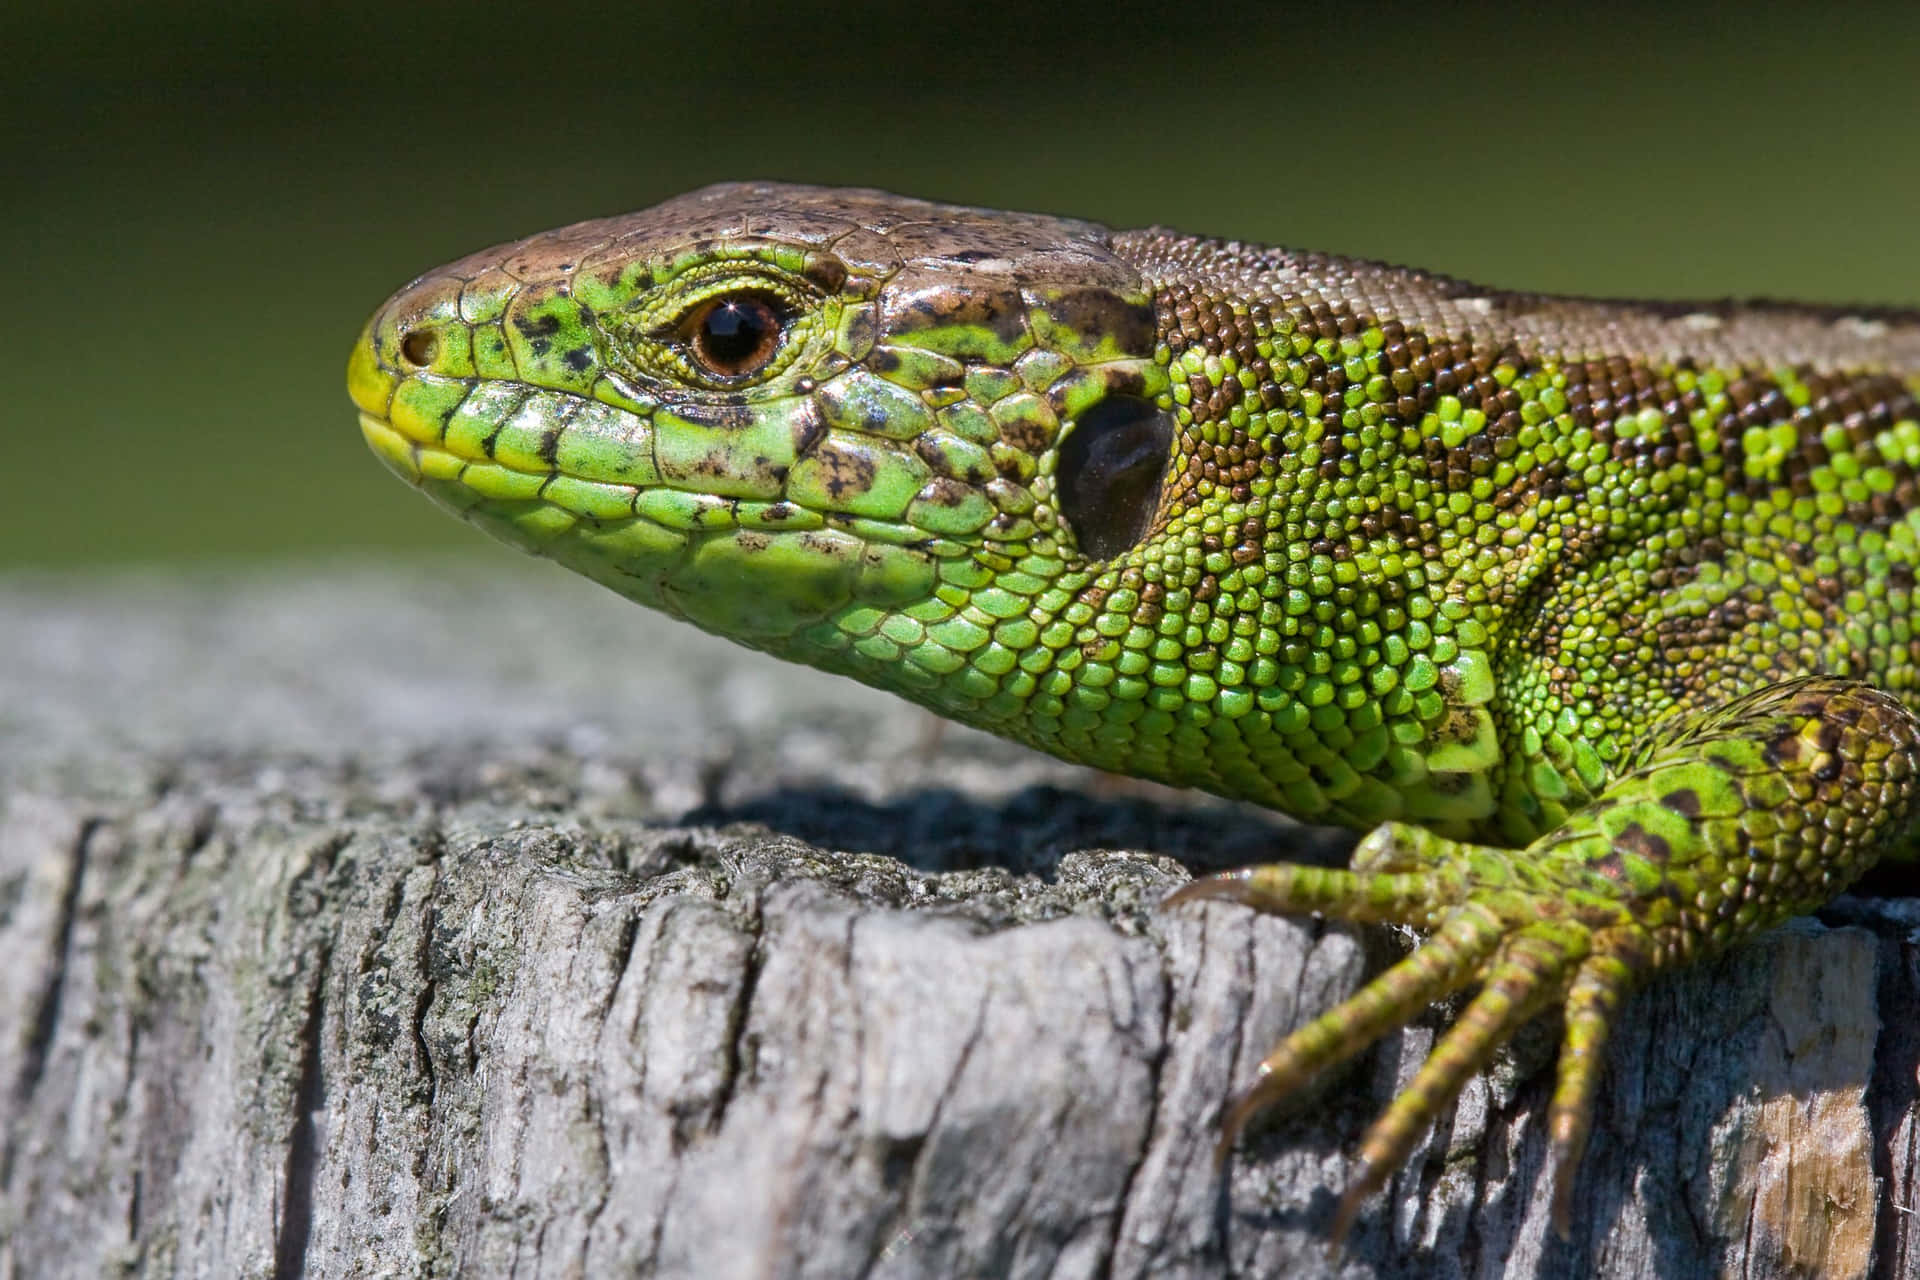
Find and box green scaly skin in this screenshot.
[348,183,1920,1240]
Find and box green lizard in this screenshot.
[347,183,1920,1239]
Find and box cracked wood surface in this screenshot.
[0,561,1917,1279]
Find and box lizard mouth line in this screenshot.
[358,410,937,550]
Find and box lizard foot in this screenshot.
[1168,678,1920,1240]
[1168,822,1649,1241]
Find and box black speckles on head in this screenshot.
[882,281,1029,348]
[916,476,978,509]
[513,310,562,354]
[1613,821,1673,865]
[1661,788,1702,818]
[807,439,878,500]
[1039,288,1158,356]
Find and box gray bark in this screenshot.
[0,560,1915,1279]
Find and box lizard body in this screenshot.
[348,183,1920,1237]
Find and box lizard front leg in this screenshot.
[1170,675,1920,1239]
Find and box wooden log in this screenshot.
[1,562,1914,1278]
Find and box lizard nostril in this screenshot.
[399,328,440,368]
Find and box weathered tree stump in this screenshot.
[1,562,1915,1278]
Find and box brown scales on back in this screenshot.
[1130,238,1920,741]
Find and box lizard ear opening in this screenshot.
[1055,395,1175,560]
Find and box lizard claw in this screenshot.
[1161,867,1257,910]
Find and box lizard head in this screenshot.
[351,183,1339,812]
[348,182,1598,829]
[350,184,1191,683]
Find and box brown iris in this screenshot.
[688,294,784,379]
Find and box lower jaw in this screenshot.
[357,413,942,642]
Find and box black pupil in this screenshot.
[1054,395,1175,560]
[700,298,774,369]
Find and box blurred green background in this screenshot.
[9,0,1920,567]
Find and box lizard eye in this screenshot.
[686,293,787,380]
[1055,395,1175,560]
